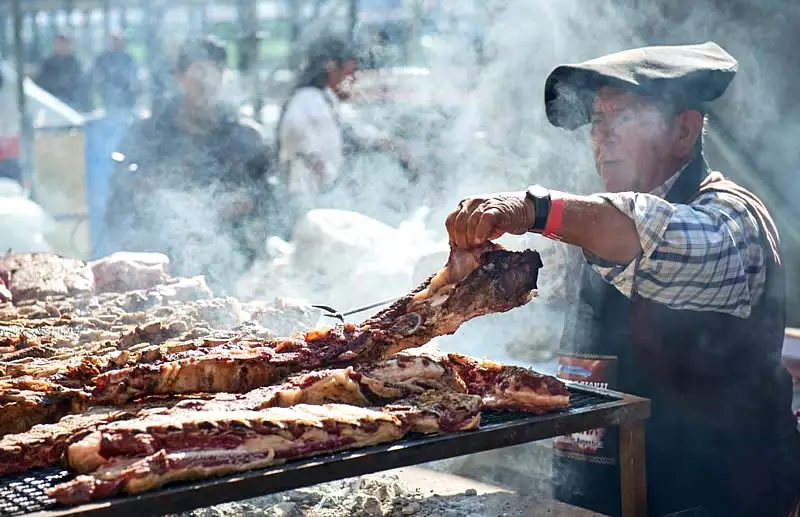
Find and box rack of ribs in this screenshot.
[0,407,136,477]
[46,403,420,504]
[169,351,569,415]
[90,244,543,404]
[0,353,569,478]
[0,378,88,436]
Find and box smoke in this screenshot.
[103,0,800,352]
[85,0,799,505]
[233,0,799,494]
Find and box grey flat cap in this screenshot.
[544,41,738,130]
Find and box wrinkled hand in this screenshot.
[445,192,535,248]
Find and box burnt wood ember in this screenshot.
[48,404,410,504]
[0,253,94,303]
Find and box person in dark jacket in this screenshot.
[91,32,139,112]
[102,36,276,294]
[444,42,800,517]
[35,35,85,110]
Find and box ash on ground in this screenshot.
[176,472,550,517]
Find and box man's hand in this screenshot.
[445,192,535,248]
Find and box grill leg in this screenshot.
[619,420,647,517]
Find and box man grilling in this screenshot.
[445,42,800,517]
[102,36,275,294]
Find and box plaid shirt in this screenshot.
[586,167,767,319]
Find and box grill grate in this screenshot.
[0,469,71,517]
[0,387,615,517]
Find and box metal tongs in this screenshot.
[312,296,402,323]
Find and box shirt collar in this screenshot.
[323,87,340,111]
[649,160,690,199]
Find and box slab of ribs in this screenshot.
[0,245,571,506]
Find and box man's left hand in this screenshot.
[445,192,535,248]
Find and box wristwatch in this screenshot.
[525,185,551,233]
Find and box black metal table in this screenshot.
[0,384,650,517]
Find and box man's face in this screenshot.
[328,59,358,100]
[110,35,124,52]
[54,38,71,56]
[177,60,224,108]
[590,87,678,193]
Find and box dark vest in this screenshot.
[553,156,800,517]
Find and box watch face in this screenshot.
[528,185,549,199]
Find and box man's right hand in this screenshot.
[445,192,535,248]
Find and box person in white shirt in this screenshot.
[276,35,412,214]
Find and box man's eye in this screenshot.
[615,113,635,124]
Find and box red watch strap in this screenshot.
[543,194,565,238]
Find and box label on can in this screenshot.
[553,353,618,461]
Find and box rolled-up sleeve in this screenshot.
[586,191,766,318]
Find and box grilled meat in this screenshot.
[444,352,570,413]
[168,353,468,413]
[90,252,170,294]
[0,407,135,476]
[49,404,408,504]
[303,243,543,363]
[383,390,482,434]
[0,253,94,303]
[0,396,213,476]
[90,346,304,404]
[0,378,88,435]
[159,349,568,424]
[90,245,543,404]
[48,388,485,505]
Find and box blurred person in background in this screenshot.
[90,32,139,114]
[101,36,276,295]
[445,42,799,517]
[276,34,415,224]
[35,35,86,111]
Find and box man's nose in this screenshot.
[595,121,620,145]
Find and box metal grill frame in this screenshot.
[0,383,650,517]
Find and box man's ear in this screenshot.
[675,110,704,155]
